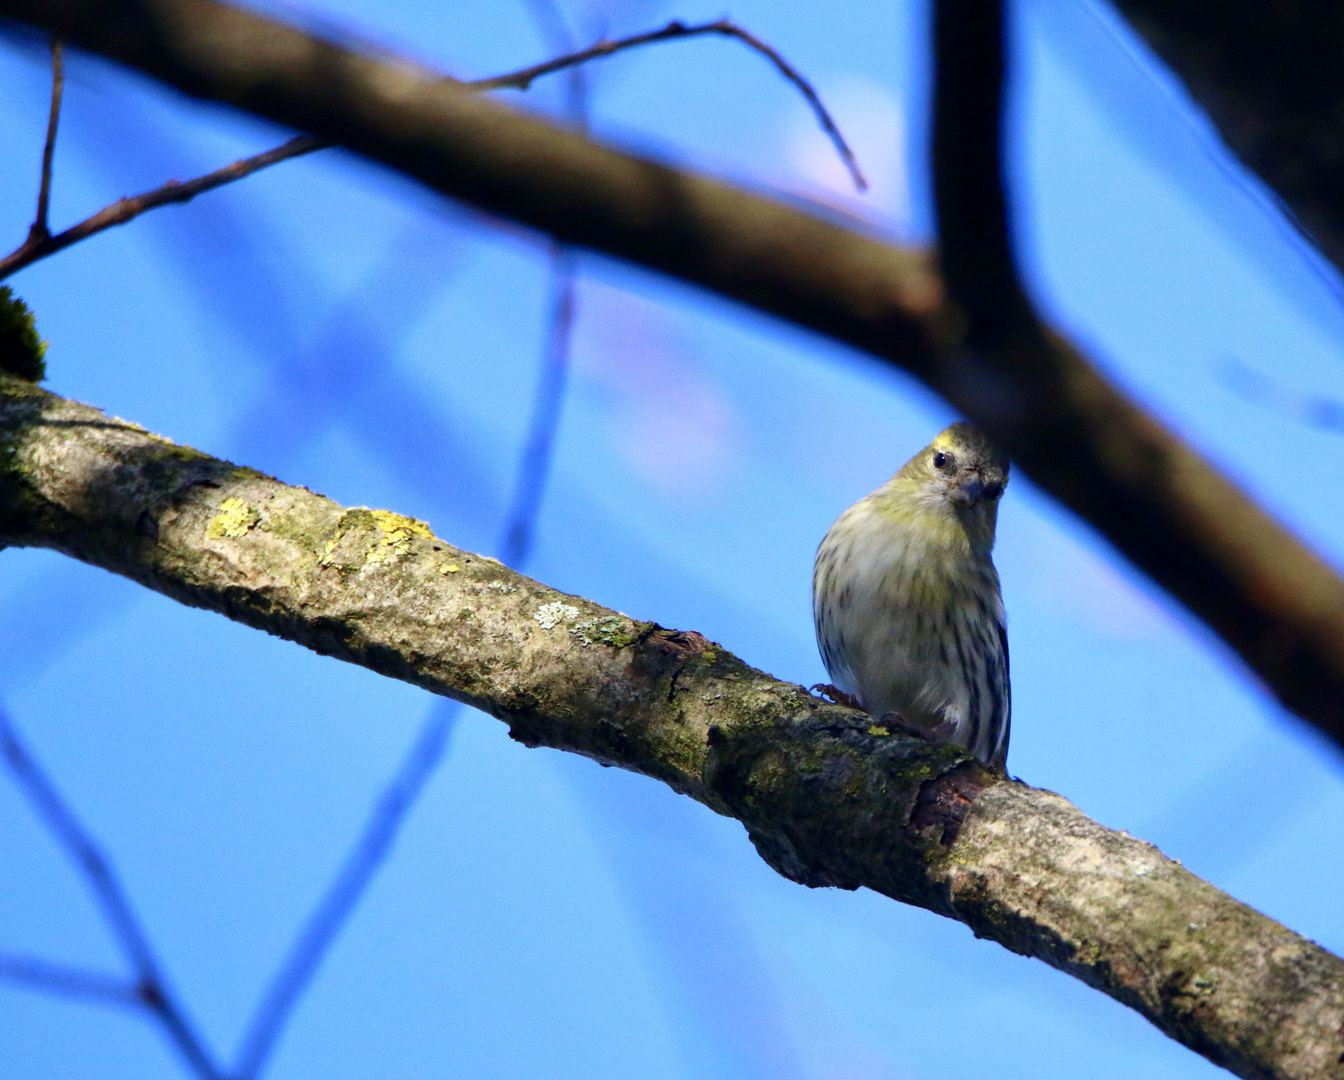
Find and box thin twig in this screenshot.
[0,135,324,280]
[471,18,868,192]
[501,0,584,571]
[28,38,64,245]
[0,703,224,1080]
[230,705,456,1080]
[1,17,860,281]
[0,952,140,1006]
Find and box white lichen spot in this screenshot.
[534,602,579,630]
[487,581,516,594]
[207,497,260,539]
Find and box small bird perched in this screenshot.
[813,422,1011,766]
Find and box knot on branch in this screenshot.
[908,760,994,845]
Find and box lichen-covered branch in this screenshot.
[2,373,1343,1079]
[5,0,1344,757]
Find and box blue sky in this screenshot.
[2,1,1342,1077]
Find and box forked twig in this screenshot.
[0,703,225,1079]
[230,705,456,1080]
[28,38,64,245]
[0,135,325,280]
[471,18,868,192]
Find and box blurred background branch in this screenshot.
[0,701,225,1078]
[1114,3,1344,281]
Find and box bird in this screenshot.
[812,422,1011,767]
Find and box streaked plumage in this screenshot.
[812,422,1011,766]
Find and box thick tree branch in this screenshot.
[3,375,1344,1080]
[1111,3,1344,281]
[4,0,1344,752]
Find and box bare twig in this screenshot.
[0,702,224,1080]
[231,704,455,1079]
[1,15,861,283]
[0,135,324,280]
[502,0,584,571]
[0,952,139,1006]
[471,18,868,192]
[28,38,64,245]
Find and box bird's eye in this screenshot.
[932,451,948,469]
[984,482,1004,501]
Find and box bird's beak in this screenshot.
[950,473,983,504]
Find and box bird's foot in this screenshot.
[878,713,957,746]
[810,683,863,710]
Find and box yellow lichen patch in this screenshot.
[439,563,461,574]
[370,509,434,539]
[207,497,260,539]
[867,725,890,737]
[366,509,435,566]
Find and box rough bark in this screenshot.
[5,0,1344,754]
[1112,2,1344,279]
[3,373,1344,1079]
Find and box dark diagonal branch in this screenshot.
[0,134,324,280]
[3,374,1343,1080]
[8,0,1344,750]
[0,701,224,1079]
[470,17,867,192]
[1111,3,1344,285]
[28,38,63,245]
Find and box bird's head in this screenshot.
[923,422,1009,507]
[886,422,1009,550]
